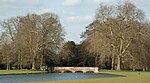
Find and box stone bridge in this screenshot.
[53,67,99,73]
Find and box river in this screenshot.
[0,73,124,83]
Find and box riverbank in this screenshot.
[0,70,47,75]
[24,70,150,83]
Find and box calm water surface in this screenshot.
[0,73,124,83]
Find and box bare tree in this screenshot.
[39,13,64,69]
[0,13,65,70]
[83,1,148,70]
[1,33,14,70]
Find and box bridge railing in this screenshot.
[51,67,99,73]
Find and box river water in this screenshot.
[0,73,124,83]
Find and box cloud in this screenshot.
[0,0,42,16]
[39,8,52,13]
[62,0,81,6]
[93,0,117,4]
[67,15,93,23]
[0,0,41,9]
[94,0,103,3]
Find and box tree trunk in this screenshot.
[133,68,135,71]
[116,55,121,70]
[111,46,115,70]
[20,64,22,70]
[18,52,22,70]
[40,43,45,70]
[111,55,114,70]
[32,51,36,70]
[40,54,44,70]
[95,55,98,67]
[7,63,10,70]
[20,53,23,70]
[146,66,148,71]
[32,58,36,70]
[116,37,123,71]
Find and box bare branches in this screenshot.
[82,1,150,70]
[0,13,65,70]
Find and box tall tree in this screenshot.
[39,13,64,69]
[1,33,14,70]
[0,13,65,70]
[82,1,149,70]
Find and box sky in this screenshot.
[0,0,150,44]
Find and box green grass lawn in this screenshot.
[24,70,150,83]
[0,70,47,75]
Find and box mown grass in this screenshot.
[24,70,150,83]
[0,70,47,75]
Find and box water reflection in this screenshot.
[0,73,124,83]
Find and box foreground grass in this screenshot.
[24,70,150,83]
[0,70,47,75]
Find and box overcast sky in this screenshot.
[0,0,150,43]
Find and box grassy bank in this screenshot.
[24,70,150,83]
[0,70,47,75]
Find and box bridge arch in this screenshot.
[75,71,83,73]
[86,71,95,73]
[64,70,72,73]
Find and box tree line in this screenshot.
[0,1,150,71]
[59,1,150,71]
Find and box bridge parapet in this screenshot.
[53,67,99,73]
